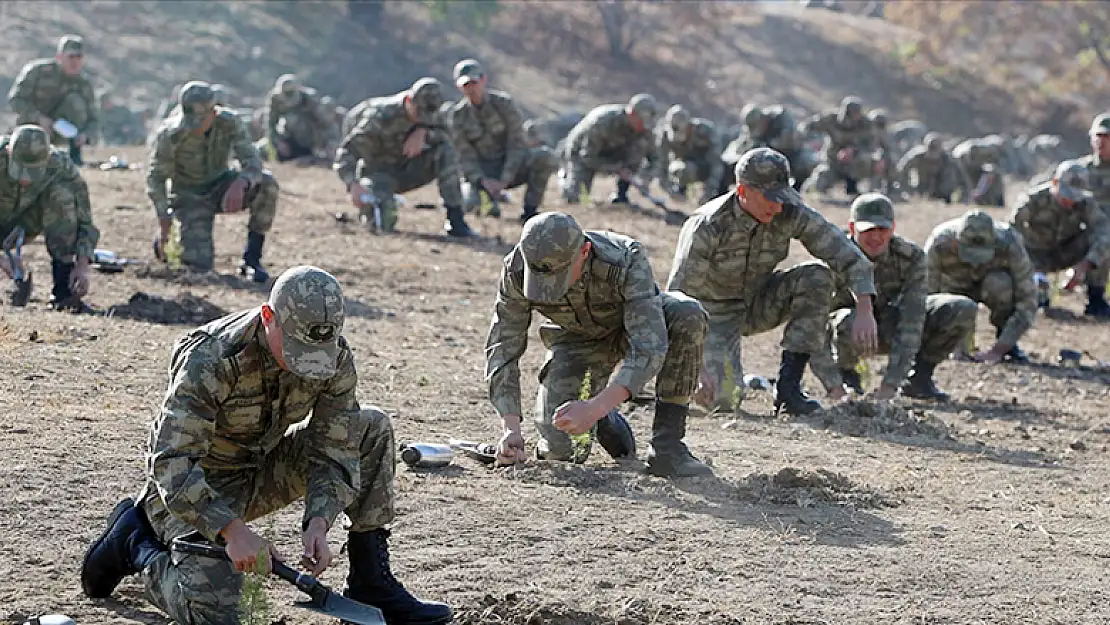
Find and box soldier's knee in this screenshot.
[536,434,573,462]
[981,271,1014,305]
[360,406,394,437]
[666,295,709,340]
[795,262,834,292]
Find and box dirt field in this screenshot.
[1,146,1109,625]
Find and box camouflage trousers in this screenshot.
[909,165,964,203]
[138,407,397,625]
[534,292,707,460]
[666,158,722,203]
[0,185,97,264]
[172,170,279,272]
[809,294,978,392]
[560,152,636,202]
[804,154,873,194]
[971,169,1005,207]
[461,148,559,211]
[701,262,834,406]
[947,270,1015,332]
[1027,232,1110,288]
[360,142,464,230]
[18,92,92,144]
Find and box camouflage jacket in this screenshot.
[896,146,970,193]
[733,106,800,157]
[1009,182,1110,267]
[666,192,876,313]
[450,89,527,184]
[0,135,98,260]
[146,108,265,219]
[804,110,874,160]
[145,308,364,540]
[8,59,99,136]
[563,104,652,172]
[1076,153,1110,213]
[334,92,450,188]
[925,217,1036,346]
[485,231,668,417]
[831,235,928,387]
[649,117,724,192]
[266,87,334,149]
[952,138,1001,169]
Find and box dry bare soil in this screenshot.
[0,148,1108,625]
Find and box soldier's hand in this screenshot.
[495,428,526,466]
[348,181,370,208]
[851,309,879,355]
[300,517,333,576]
[402,127,428,158]
[694,369,718,407]
[222,178,248,213]
[827,385,848,401]
[70,258,90,298]
[221,519,280,574]
[481,178,506,196]
[553,400,600,436]
[1064,261,1092,291]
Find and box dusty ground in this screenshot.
[0,147,1108,625]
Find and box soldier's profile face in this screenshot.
[1092,133,1110,159]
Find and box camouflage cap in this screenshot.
[7,125,51,183]
[734,147,802,205]
[1054,159,1092,203]
[1090,113,1110,136]
[850,192,894,231]
[924,132,944,151]
[178,81,216,130]
[409,77,444,123]
[840,96,863,116]
[518,212,586,303]
[453,58,484,87]
[956,210,997,266]
[277,74,299,94]
[57,35,84,56]
[268,265,345,380]
[628,93,659,127]
[665,104,690,131]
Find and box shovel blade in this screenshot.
[294,592,386,625]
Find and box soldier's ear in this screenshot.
[260,304,275,325]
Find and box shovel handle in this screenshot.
[170,539,319,594]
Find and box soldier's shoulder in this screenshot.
[18,58,55,76]
[587,230,638,260]
[995,221,1023,245]
[487,89,517,106]
[214,107,243,125]
[925,219,960,249]
[1023,182,1053,202]
[693,192,734,223]
[586,104,623,121]
[188,309,262,359]
[888,234,923,260]
[902,145,927,159]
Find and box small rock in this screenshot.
[1070,440,1087,451]
[28,330,38,342]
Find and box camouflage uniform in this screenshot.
[1078,114,1110,216]
[867,109,898,195]
[147,81,279,278]
[0,125,99,307]
[666,148,876,415]
[896,133,971,203]
[559,94,658,204]
[333,77,473,237]
[99,94,147,146]
[8,36,98,164]
[721,104,816,194]
[265,74,335,162]
[485,212,712,477]
[802,96,876,195]
[925,211,1037,356]
[953,136,1006,207]
[80,267,452,625]
[1010,161,1110,316]
[450,59,559,220]
[647,104,724,205]
[890,119,928,156]
[809,194,976,399]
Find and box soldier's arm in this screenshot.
[1083,199,1110,268]
[794,205,877,298]
[611,245,668,395]
[146,127,175,220]
[895,150,919,187]
[8,63,44,122]
[577,120,608,172]
[55,157,99,261]
[265,93,281,146]
[147,334,236,541]
[450,106,486,183]
[301,347,364,529]
[497,96,528,184]
[665,216,716,296]
[999,235,1037,347]
[80,78,99,138]
[484,262,533,418]
[884,251,928,388]
[924,236,944,294]
[334,117,383,188]
[624,133,653,172]
[648,129,669,187]
[702,126,725,194]
[229,115,266,184]
[1008,192,1035,241]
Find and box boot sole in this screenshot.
[81,497,135,598]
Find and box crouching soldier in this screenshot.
[485,212,713,477]
[80,266,453,625]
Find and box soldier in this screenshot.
[8,35,98,166]
[953,136,1006,207]
[867,109,898,195]
[156,83,185,125]
[334,77,474,237]
[924,210,1037,364]
[666,148,878,416]
[896,133,971,204]
[99,92,145,146]
[0,125,98,311]
[559,94,658,205]
[1077,113,1110,215]
[890,119,928,156]
[450,58,559,223]
[801,96,876,197]
[646,104,724,205]
[147,81,279,282]
[265,74,334,163]
[485,212,713,477]
[721,103,815,194]
[1009,160,1110,317]
[810,193,977,402]
[79,266,453,625]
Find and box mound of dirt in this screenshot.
[456,593,744,625]
[501,461,628,490]
[814,400,956,441]
[745,467,900,509]
[106,291,227,325]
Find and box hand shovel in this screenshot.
[170,539,386,625]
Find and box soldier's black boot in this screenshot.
[1085,285,1110,318]
[995,328,1030,363]
[845,177,859,196]
[900,360,950,402]
[596,408,636,459]
[48,260,92,312]
[840,368,864,394]
[608,179,631,205]
[69,139,84,167]
[774,351,822,415]
[519,204,538,224]
[645,401,713,477]
[81,497,164,598]
[239,231,270,283]
[443,204,475,238]
[346,529,453,625]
